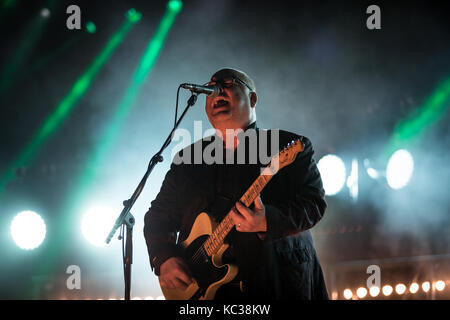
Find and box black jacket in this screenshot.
[143,124,329,299]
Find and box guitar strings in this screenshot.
[189,216,235,265]
[188,176,271,264]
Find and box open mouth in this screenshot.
[214,99,229,108]
[212,98,230,115]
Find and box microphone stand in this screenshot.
[105,92,198,300]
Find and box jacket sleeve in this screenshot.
[143,162,184,276]
[263,136,327,241]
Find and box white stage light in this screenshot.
[40,8,51,18]
[81,206,117,247]
[386,149,414,189]
[409,283,419,294]
[356,287,367,299]
[343,289,353,300]
[317,154,346,195]
[366,167,380,179]
[364,159,381,179]
[435,280,445,291]
[422,281,430,292]
[346,159,359,201]
[395,283,406,295]
[10,210,46,250]
[369,286,380,297]
[382,285,393,296]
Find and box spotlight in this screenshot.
[395,283,406,295]
[422,281,430,292]
[346,159,359,201]
[386,149,414,189]
[167,0,183,12]
[364,159,381,179]
[356,287,367,299]
[81,206,116,247]
[382,285,393,296]
[343,289,353,300]
[435,280,445,292]
[40,8,51,18]
[409,282,419,294]
[10,210,46,250]
[366,167,380,179]
[369,286,380,297]
[85,21,96,34]
[317,154,346,195]
[125,8,142,23]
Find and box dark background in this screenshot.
[0,0,449,299]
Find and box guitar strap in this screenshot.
[211,144,239,266]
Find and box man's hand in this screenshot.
[159,257,195,290]
[230,195,267,233]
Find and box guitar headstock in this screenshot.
[267,139,304,174]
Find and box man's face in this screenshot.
[205,72,256,131]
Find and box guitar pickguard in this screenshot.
[184,235,229,294]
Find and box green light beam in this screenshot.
[384,76,450,159]
[69,1,182,209]
[51,4,181,289]
[0,15,139,198]
[28,12,142,290]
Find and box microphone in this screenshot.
[180,83,221,96]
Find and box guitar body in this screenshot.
[160,212,239,300]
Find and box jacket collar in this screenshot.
[245,121,257,131]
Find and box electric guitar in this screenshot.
[160,139,304,300]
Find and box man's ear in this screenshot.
[250,92,258,108]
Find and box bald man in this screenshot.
[144,68,328,300]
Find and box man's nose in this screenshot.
[218,83,227,96]
[214,83,223,95]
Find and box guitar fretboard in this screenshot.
[203,167,274,256]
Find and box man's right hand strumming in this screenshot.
[159,257,195,290]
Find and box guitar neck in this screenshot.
[203,167,274,256]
